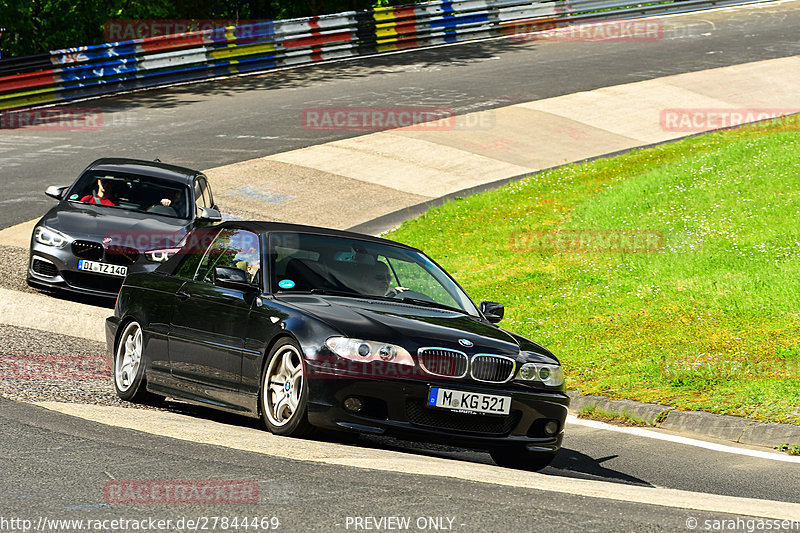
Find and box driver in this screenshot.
[80,178,116,206]
[158,188,182,209]
[148,188,182,216]
[365,261,392,296]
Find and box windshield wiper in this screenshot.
[395,296,466,314]
[307,289,414,304]
[308,288,367,298]
[301,289,467,315]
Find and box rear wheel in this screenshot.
[113,321,150,402]
[490,447,556,471]
[260,339,314,437]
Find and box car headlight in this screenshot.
[325,337,414,366]
[144,248,179,262]
[34,226,70,249]
[516,362,564,387]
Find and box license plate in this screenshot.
[427,387,511,415]
[77,260,127,277]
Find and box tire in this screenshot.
[113,320,151,402]
[260,339,314,437]
[490,447,556,471]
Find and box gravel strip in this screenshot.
[0,245,39,295]
[0,245,116,308]
[0,324,159,410]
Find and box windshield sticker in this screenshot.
[278,279,295,289]
[69,194,79,200]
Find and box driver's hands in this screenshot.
[160,198,172,206]
[385,286,410,297]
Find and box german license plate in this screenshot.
[428,387,511,415]
[77,260,127,277]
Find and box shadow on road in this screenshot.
[155,397,652,487]
[547,448,652,486]
[82,38,538,114]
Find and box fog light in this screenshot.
[344,397,363,413]
[544,420,559,436]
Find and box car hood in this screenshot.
[277,294,557,363]
[41,202,189,250]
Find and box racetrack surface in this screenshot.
[4,397,779,533]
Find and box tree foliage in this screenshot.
[0,0,417,58]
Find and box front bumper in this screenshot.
[27,243,159,298]
[305,361,569,451]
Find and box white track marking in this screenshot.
[568,415,800,463]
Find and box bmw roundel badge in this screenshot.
[458,339,473,347]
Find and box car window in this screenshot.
[173,228,221,279]
[194,178,208,216]
[385,256,461,308]
[269,232,479,316]
[199,177,213,209]
[66,170,191,219]
[195,228,261,284]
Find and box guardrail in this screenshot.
[0,0,776,111]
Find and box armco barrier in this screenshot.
[0,0,778,111]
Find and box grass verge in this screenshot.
[386,116,800,425]
[577,405,652,427]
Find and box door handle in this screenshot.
[177,289,191,301]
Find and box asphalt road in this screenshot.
[2,1,800,229]
[1,397,796,533]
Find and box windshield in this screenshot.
[67,170,191,219]
[269,232,479,316]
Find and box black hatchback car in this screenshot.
[27,158,222,298]
[107,222,569,470]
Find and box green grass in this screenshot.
[386,117,800,425]
[776,443,800,456]
[577,405,652,427]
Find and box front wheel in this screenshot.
[260,339,314,437]
[490,447,556,471]
[113,321,151,402]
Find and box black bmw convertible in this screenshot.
[107,221,569,469]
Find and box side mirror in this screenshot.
[214,266,255,291]
[480,301,504,324]
[197,207,222,222]
[45,186,68,200]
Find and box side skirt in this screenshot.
[147,368,260,418]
